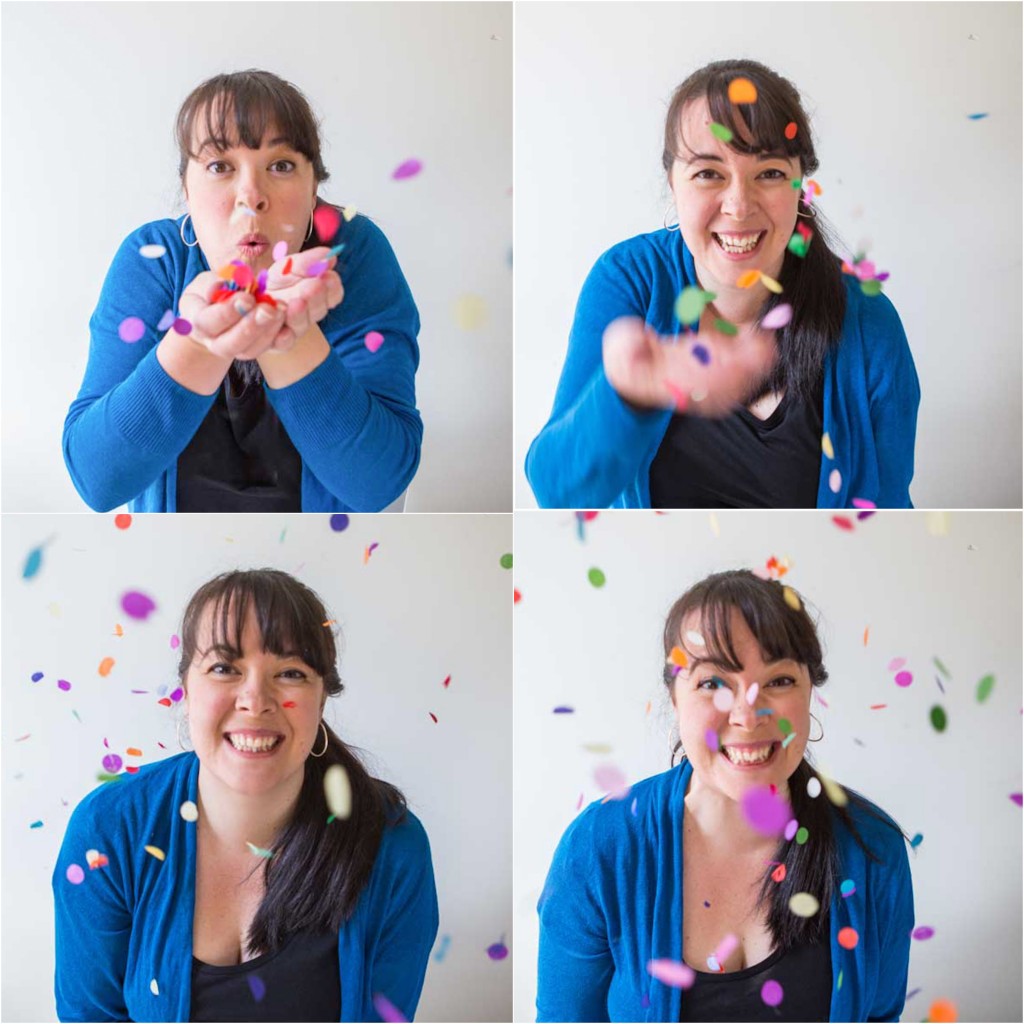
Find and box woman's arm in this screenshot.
[525,248,672,508]
[262,218,423,511]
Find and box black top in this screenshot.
[679,927,833,1022]
[649,381,823,508]
[176,370,303,512]
[190,929,340,1022]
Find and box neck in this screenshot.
[684,771,790,853]
[196,763,305,852]
[694,256,786,329]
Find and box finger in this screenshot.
[188,292,257,351]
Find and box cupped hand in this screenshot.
[178,272,294,361]
[261,247,345,341]
[602,315,778,417]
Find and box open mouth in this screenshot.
[712,231,766,259]
[224,733,284,756]
[720,741,779,769]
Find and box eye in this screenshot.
[692,168,787,181]
[208,662,237,676]
[767,675,797,688]
[206,160,230,175]
[697,675,728,691]
[271,159,297,172]
[279,668,310,681]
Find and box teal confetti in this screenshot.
[29,820,43,829]
[23,546,44,579]
[966,112,989,120]
[246,842,275,859]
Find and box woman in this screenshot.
[63,70,422,513]
[525,59,919,509]
[537,570,914,1022]
[53,570,437,1022]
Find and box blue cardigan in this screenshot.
[63,213,423,512]
[537,761,914,1023]
[525,230,920,509]
[53,753,438,1023]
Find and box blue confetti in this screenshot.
[247,975,266,1002]
[756,708,774,717]
[23,545,44,579]
[433,934,451,962]
[31,671,43,682]
[967,112,989,120]
[910,833,924,849]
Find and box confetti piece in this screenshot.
[271,240,288,261]
[433,935,451,962]
[313,205,341,243]
[664,380,689,412]
[771,863,787,883]
[121,591,156,621]
[246,842,274,859]
[759,272,782,294]
[828,468,842,493]
[23,544,46,579]
[788,892,819,917]
[929,705,947,732]
[713,318,737,336]
[139,244,167,260]
[862,627,869,646]
[31,671,43,682]
[781,587,801,612]
[712,687,733,712]
[594,763,629,796]
[976,674,995,703]
[706,954,721,972]
[126,747,142,757]
[888,657,906,671]
[741,786,790,836]
[101,753,122,774]
[1010,793,1022,806]
[486,941,509,961]
[787,233,808,258]
[86,849,109,869]
[784,818,798,840]
[860,279,883,296]
[588,567,606,588]
[708,122,733,143]
[576,793,584,810]
[428,712,438,723]
[324,764,352,819]
[784,122,798,140]
[727,77,757,104]
[869,703,887,710]
[704,728,719,752]
[65,863,85,884]
[966,112,989,120]
[756,708,773,717]
[820,773,848,806]
[329,514,350,532]
[928,998,958,1022]
[761,979,784,1007]
[669,646,688,668]
[761,303,793,330]
[795,826,809,844]
[553,706,574,714]
[912,926,935,941]
[454,294,488,330]
[832,515,854,531]
[282,700,297,709]
[307,259,328,277]
[583,743,613,754]
[363,542,379,564]
[746,682,760,705]
[150,979,159,996]
[838,927,859,949]
[807,777,822,798]
[30,820,43,829]
[342,205,358,221]
[247,975,266,1002]
[840,879,856,897]
[925,511,950,536]
[373,993,408,1023]
[365,330,385,353]
[118,317,146,343]
[647,959,696,989]
[157,698,172,707]
[499,553,513,569]
[910,832,924,848]
[932,656,951,679]
[114,513,133,530]
[172,317,192,335]
[736,269,761,288]
[392,158,423,180]
[691,343,711,366]
[145,845,165,861]
[442,675,451,689]
[895,671,913,687]
[98,656,117,676]
[282,257,293,276]
[675,286,713,325]
[113,623,124,637]
[180,801,198,822]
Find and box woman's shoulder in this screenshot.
[377,806,431,864]
[838,273,910,359]
[833,784,910,865]
[592,227,686,277]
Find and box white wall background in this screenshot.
[2,512,512,1022]
[512,510,1022,1022]
[514,1,1022,509]
[1,1,512,513]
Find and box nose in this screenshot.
[720,176,758,221]
[234,167,269,213]
[727,685,759,729]
[235,671,275,713]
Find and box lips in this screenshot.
[237,233,270,247]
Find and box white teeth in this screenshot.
[724,744,774,765]
[715,232,763,253]
[228,735,281,753]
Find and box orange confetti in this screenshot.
[837,927,859,949]
[98,657,115,677]
[669,646,688,668]
[784,122,798,140]
[928,999,958,1023]
[114,513,132,530]
[322,619,336,627]
[727,77,758,104]
[863,626,870,646]
[807,179,822,196]
[126,747,142,757]
[736,270,761,289]
[113,624,124,637]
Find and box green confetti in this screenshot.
[674,286,714,326]
[853,251,867,264]
[787,234,809,258]
[778,717,793,736]
[795,826,809,845]
[933,656,951,679]
[588,568,606,588]
[929,705,947,732]
[782,733,797,748]
[709,122,733,143]
[860,279,883,296]
[790,178,803,191]
[976,674,995,703]
[246,842,275,859]
[96,773,124,783]
[72,710,82,724]
[713,318,738,336]
[499,553,513,569]
[327,814,337,824]
[279,529,287,543]
[837,969,843,991]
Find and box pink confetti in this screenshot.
[647,959,695,989]
[372,994,408,1023]
[714,933,739,962]
[365,331,385,353]
[746,682,759,705]
[66,864,85,885]
[784,818,798,840]
[852,498,876,509]
[761,979,784,1007]
[313,206,341,243]
[895,671,913,687]
[704,728,719,752]
[118,317,146,343]
[593,763,629,797]
[391,158,423,181]
[170,634,180,649]
[272,240,288,261]
[741,785,790,836]
[760,303,792,330]
[888,657,906,671]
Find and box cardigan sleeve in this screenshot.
[536,813,615,1022]
[867,835,914,1022]
[62,232,217,511]
[365,814,439,1022]
[52,792,133,1022]
[524,247,671,508]
[861,291,920,508]
[264,216,423,511]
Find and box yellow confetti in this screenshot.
[819,771,848,807]
[759,272,783,294]
[821,432,834,459]
[709,512,720,537]
[324,764,352,819]
[144,845,165,861]
[342,205,358,222]
[788,892,820,917]
[454,294,488,330]
[736,270,761,289]
[582,743,613,754]
[926,512,950,536]
[782,587,802,611]
[727,77,758,104]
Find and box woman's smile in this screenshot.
[224,728,286,756]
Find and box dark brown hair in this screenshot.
[663,59,850,405]
[174,69,331,187]
[178,569,406,956]
[663,570,906,952]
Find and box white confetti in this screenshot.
[324,764,352,819]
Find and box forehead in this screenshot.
[189,99,292,154]
[674,97,790,166]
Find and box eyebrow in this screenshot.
[681,151,790,166]
[688,656,794,672]
[195,136,296,155]
[198,643,307,661]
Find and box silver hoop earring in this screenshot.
[176,716,193,751]
[305,205,316,243]
[796,201,817,221]
[309,720,329,758]
[663,204,680,232]
[179,214,199,248]
[809,712,824,743]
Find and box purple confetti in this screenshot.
[784,818,798,841]
[1011,793,1023,807]
[553,706,574,714]
[157,310,176,332]
[936,675,945,694]
[691,343,711,366]
[118,317,146,343]
[121,591,157,621]
[257,269,268,293]
[906,987,922,1001]
[172,318,192,335]
[761,979,784,1007]
[31,671,43,682]
[329,514,350,532]
[102,754,123,774]
[486,941,509,961]
[856,510,877,521]
[169,687,184,703]
[66,863,85,884]
[372,993,408,1023]
[306,260,328,278]
[57,679,71,691]
[911,926,934,941]
[247,975,266,1002]
[741,785,790,836]
[704,728,719,752]
[391,158,423,181]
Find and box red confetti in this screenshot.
[282,257,293,276]
[784,122,798,140]
[157,698,172,707]
[282,701,297,708]
[869,704,887,710]
[114,514,132,530]
[771,863,787,882]
[313,205,341,243]
[124,766,139,774]
[513,589,521,604]
[428,712,438,723]
[832,515,854,531]
[442,675,451,688]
